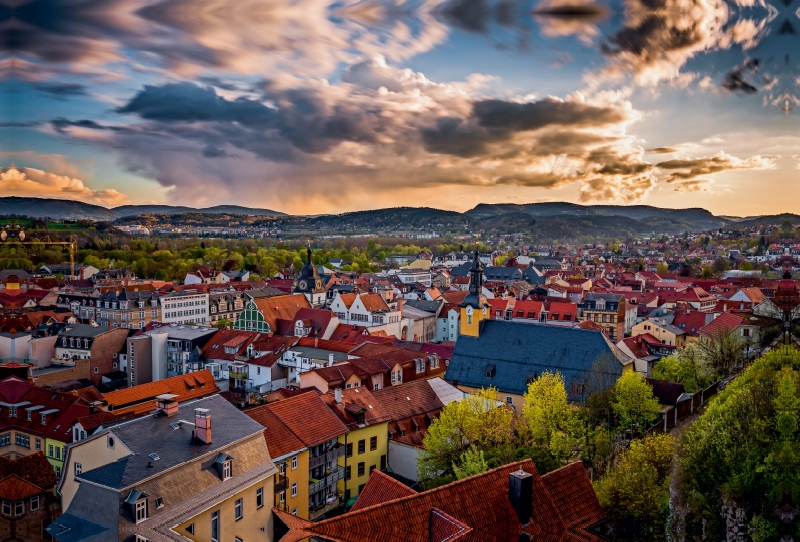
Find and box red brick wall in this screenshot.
[88,328,129,385]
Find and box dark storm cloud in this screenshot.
[436,0,492,33]
[51,118,114,133]
[722,58,759,94]
[32,82,88,99]
[420,117,501,157]
[108,81,385,158]
[647,146,679,154]
[587,150,652,176]
[473,98,628,131]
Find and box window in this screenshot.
[234,498,243,520]
[75,463,82,476]
[14,500,24,516]
[380,455,386,470]
[291,456,298,470]
[415,359,425,373]
[346,443,353,457]
[9,406,16,418]
[506,396,513,404]
[291,482,298,497]
[222,460,232,480]
[279,491,285,503]
[15,433,29,448]
[55,447,60,460]
[2,501,10,516]
[279,463,286,475]
[358,483,366,494]
[0,433,8,447]
[211,510,220,542]
[186,524,194,535]
[357,462,365,477]
[358,439,365,454]
[370,436,377,451]
[107,436,115,448]
[135,499,148,523]
[345,465,351,480]
[292,507,298,516]
[154,497,164,509]
[30,495,39,511]
[54,467,61,478]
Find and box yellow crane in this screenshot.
[0,227,79,280]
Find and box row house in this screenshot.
[94,289,161,329]
[53,324,129,385]
[0,376,91,477]
[578,293,636,340]
[208,290,246,324]
[329,292,401,337]
[0,452,60,541]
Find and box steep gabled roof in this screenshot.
[350,470,418,512]
[273,459,604,542]
[252,294,312,331]
[245,405,306,459]
[264,390,348,447]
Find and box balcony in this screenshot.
[309,466,345,495]
[229,366,249,379]
[309,494,343,520]
[274,477,288,493]
[309,443,346,469]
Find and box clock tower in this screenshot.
[459,249,488,337]
[294,245,326,306]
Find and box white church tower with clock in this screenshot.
[293,245,327,307]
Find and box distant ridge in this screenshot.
[0,197,286,220]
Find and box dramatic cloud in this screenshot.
[0,167,128,205]
[655,151,775,191]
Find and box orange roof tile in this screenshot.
[252,294,311,332]
[101,369,219,415]
[350,470,417,512]
[245,405,306,459]
[264,391,348,447]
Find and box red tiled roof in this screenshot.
[699,312,747,338]
[0,377,90,441]
[350,470,417,512]
[273,459,604,542]
[263,390,348,447]
[0,452,57,499]
[252,294,311,332]
[101,369,219,415]
[76,411,118,431]
[245,405,306,459]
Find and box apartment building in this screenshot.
[160,289,210,325]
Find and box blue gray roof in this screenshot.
[47,512,109,542]
[445,320,624,401]
[77,394,264,490]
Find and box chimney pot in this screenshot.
[508,469,533,525]
[328,353,334,366]
[334,388,342,405]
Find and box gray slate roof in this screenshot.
[77,394,264,490]
[445,320,625,401]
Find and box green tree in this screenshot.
[417,388,513,489]
[651,343,714,393]
[212,318,232,329]
[594,433,675,537]
[521,371,584,464]
[612,371,661,432]
[655,262,669,274]
[452,446,489,480]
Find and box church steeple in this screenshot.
[294,243,325,306]
[459,249,488,337]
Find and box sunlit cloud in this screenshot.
[0,167,128,205]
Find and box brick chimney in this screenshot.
[508,468,533,525]
[195,408,212,444]
[155,394,179,417]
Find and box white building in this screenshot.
[329,292,402,337]
[159,289,210,325]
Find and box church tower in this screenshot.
[460,249,489,337]
[294,245,326,306]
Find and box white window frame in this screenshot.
[291,455,298,470]
[134,499,148,523]
[291,482,298,497]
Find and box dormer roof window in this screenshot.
[125,489,150,523]
[214,453,232,481]
[485,364,496,379]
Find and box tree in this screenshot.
[417,388,513,489]
[701,265,714,278]
[655,262,669,274]
[696,329,748,376]
[678,347,800,539]
[651,343,714,393]
[594,433,675,537]
[452,446,489,480]
[212,318,232,329]
[521,371,584,464]
[612,371,661,432]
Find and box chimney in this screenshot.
[328,353,335,367]
[334,388,342,405]
[79,265,85,280]
[155,394,179,417]
[508,469,533,525]
[194,408,212,444]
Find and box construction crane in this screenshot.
[0,227,79,280]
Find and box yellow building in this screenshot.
[631,319,688,348]
[49,395,277,542]
[339,418,389,505]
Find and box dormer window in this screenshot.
[125,490,149,523]
[485,364,496,379]
[214,453,232,481]
[415,359,426,373]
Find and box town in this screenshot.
[0,210,798,541]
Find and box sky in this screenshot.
[0,0,798,216]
